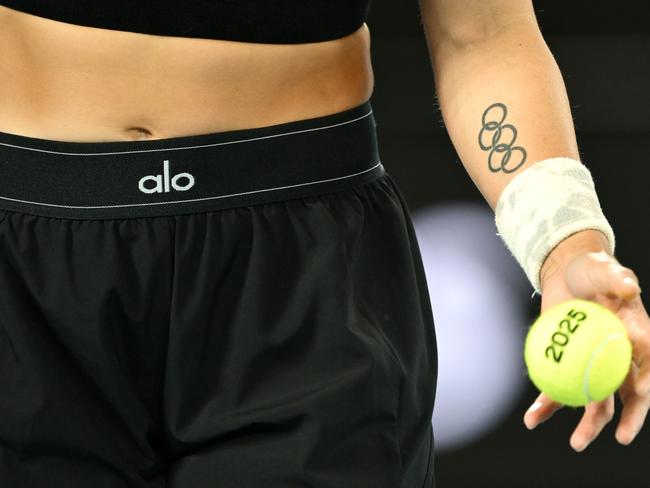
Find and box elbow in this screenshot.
[426,19,546,69]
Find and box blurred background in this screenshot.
[365,0,650,486]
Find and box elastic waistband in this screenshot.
[0,100,383,220]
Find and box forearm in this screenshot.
[429,22,613,286]
[430,21,581,210]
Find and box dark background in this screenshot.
[366,1,650,486]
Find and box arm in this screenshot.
[419,0,650,451]
[418,0,608,286]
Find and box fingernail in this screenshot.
[527,401,543,413]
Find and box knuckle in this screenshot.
[589,250,611,263]
[618,265,639,281]
[623,268,637,279]
[610,262,627,274]
[581,427,596,440]
[601,404,615,423]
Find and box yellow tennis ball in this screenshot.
[524,298,632,407]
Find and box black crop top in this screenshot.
[0,1,371,44]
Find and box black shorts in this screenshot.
[0,100,437,488]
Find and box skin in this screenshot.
[2,0,648,454]
[0,5,373,141]
[531,232,650,452]
[419,0,650,452]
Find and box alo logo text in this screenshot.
[139,160,195,194]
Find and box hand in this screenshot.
[522,231,650,452]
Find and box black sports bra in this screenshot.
[0,1,372,44]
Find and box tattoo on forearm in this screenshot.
[478,102,527,174]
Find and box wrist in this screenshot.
[495,157,616,294]
[540,229,613,289]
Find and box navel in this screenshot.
[124,127,155,140]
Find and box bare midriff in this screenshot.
[0,5,374,142]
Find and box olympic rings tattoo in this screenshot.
[478,102,527,173]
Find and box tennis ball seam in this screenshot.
[582,333,625,403]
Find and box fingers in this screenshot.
[616,398,649,445]
[567,252,642,301]
[635,356,650,396]
[569,395,615,452]
[624,300,650,396]
[610,296,650,397]
[524,391,616,452]
[617,361,650,445]
[523,392,563,430]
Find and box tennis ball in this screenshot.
[524,298,632,407]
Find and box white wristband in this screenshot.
[494,157,616,294]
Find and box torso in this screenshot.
[0,5,374,142]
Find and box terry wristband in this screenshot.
[494,157,616,294]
